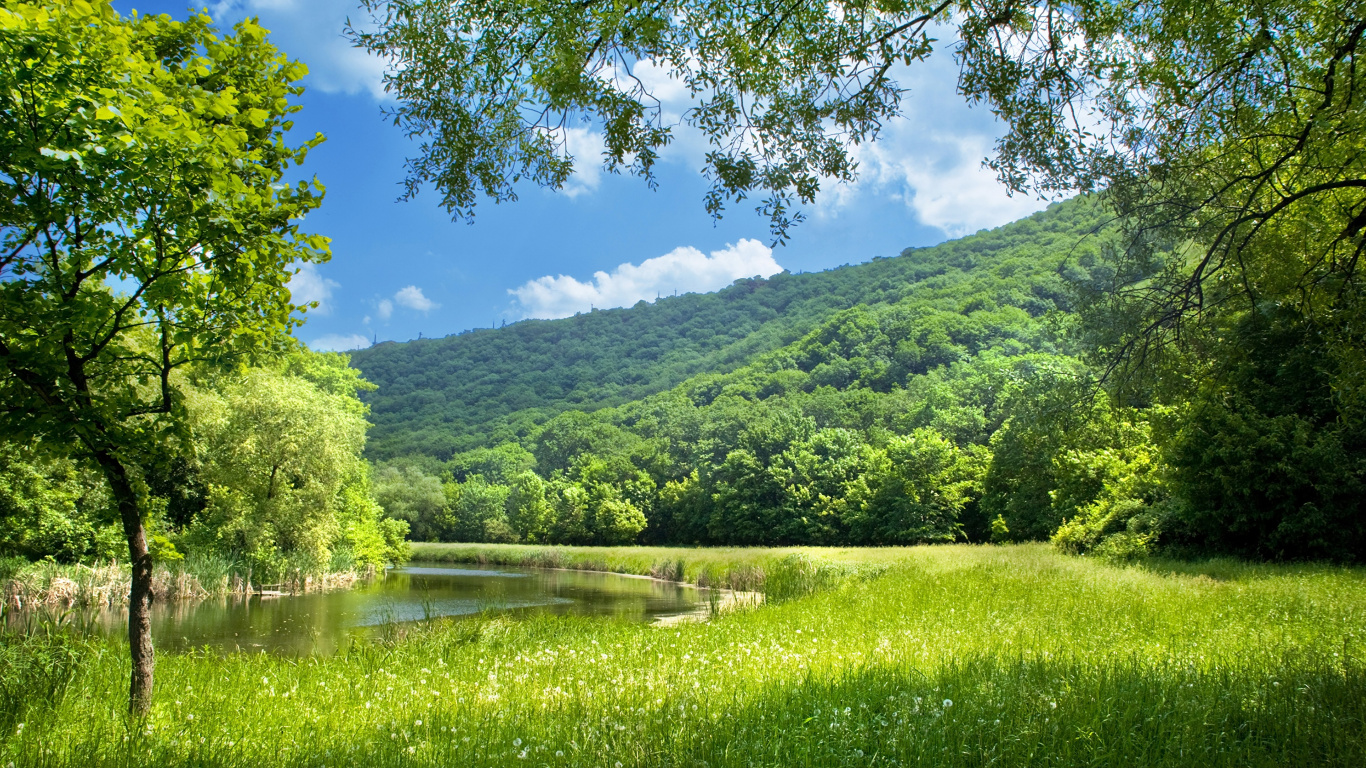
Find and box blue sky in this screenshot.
[115,0,1050,352]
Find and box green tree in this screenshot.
[448,443,536,484]
[373,463,447,541]
[186,365,382,580]
[846,429,980,544]
[444,475,515,542]
[0,3,326,714]
[0,445,118,562]
[505,470,553,543]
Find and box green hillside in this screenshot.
[352,197,1112,460]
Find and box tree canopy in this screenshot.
[351,199,1106,458]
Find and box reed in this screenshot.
[409,542,864,592]
[1,555,374,610]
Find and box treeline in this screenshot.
[0,347,408,582]
[351,198,1108,459]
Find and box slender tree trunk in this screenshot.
[94,449,155,717]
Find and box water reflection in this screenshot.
[8,564,708,655]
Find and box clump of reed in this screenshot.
[411,542,886,598]
[1,554,375,611]
[411,542,791,592]
[2,560,131,610]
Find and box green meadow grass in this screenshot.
[4,544,1365,767]
[409,541,831,590]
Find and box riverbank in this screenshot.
[410,542,896,597]
[0,557,372,611]
[4,543,1364,767]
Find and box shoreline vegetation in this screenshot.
[3,544,1363,767]
[0,557,375,612]
[410,542,891,601]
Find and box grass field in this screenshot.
[4,543,1365,767]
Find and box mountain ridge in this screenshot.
[350,198,1108,459]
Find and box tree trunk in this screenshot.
[94,450,155,717]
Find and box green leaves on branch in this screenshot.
[349,0,952,242]
[0,0,328,458]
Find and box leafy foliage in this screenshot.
[0,1,331,712]
[352,197,1110,460]
[0,348,409,578]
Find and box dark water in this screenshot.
[34,564,707,655]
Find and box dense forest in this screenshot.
[352,199,1103,458]
[364,196,1365,562]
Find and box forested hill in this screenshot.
[351,197,1110,459]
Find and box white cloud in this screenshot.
[510,239,782,320]
[207,0,389,100]
[806,36,1054,236]
[376,298,394,320]
[288,263,339,314]
[309,333,371,352]
[629,58,691,106]
[846,132,1048,238]
[557,126,605,198]
[394,285,438,312]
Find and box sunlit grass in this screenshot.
[411,542,909,590]
[5,544,1364,767]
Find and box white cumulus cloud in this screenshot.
[309,333,371,352]
[848,132,1048,238]
[394,285,438,312]
[372,286,436,322]
[808,34,1055,236]
[556,126,606,198]
[510,239,781,320]
[288,263,339,314]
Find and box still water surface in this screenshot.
[66,564,707,655]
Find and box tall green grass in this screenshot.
[3,544,1364,767]
[409,542,894,592]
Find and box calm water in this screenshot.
[38,564,708,655]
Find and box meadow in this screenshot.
[3,543,1364,767]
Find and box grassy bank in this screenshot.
[4,544,1365,767]
[410,542,893,594]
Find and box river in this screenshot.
[12,563,711,655]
